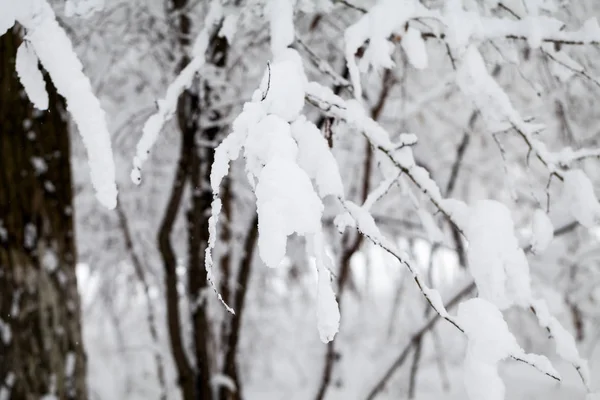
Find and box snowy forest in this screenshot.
[3,0,600,399]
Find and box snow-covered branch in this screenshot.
[2,0,117,209]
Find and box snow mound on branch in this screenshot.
[466,200,531,310]
[255,158,323,268]
[458,298,558,400]
[244,114,298,183]
[4,0,117,209]
[257,48,307,122]
[308,231,340,343]
[291,116,344,198]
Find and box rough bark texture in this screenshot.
[0,29,87,400]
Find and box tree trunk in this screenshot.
[0,29,87,400]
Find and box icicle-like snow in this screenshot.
[309,231,340,343]
[466,200,532,310]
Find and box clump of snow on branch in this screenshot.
[16,41,48,110]
[255,158,323,268]
[458,298,558,400]
[291,116,344,198]
[465,200,532,310]
[206,0,342,341]
[3,0,117,209]
[456,45,518,127]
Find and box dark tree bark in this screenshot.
[0,29,87,399]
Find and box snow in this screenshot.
[0,372,14,400]
[465,200,532,310]
[458,298,558,400]
[562,169,600,228]
[258,49,307,122]
[401,27,428,70]
[244,114,298,181]
[16,41,48,110]
[309,231,340,343]
[530,209,554,254]
[363,175,397,211]
[268,0,295,56]
[0,0,16,36]
[255,158,323,268]
[211,102,266,192]
[219,13,239,44]
[30,156,48,175]
[291,116,344,198]
[5,0,118,209]
[530,299,590,387]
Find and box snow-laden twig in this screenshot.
[131,3,224,184]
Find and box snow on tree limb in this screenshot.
[206,0,343,340]
[4,0,118,209]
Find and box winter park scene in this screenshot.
[5,0,600,399]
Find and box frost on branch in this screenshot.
[4,0,117,209]
[291,116,344,198]
[16,41,48,110]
